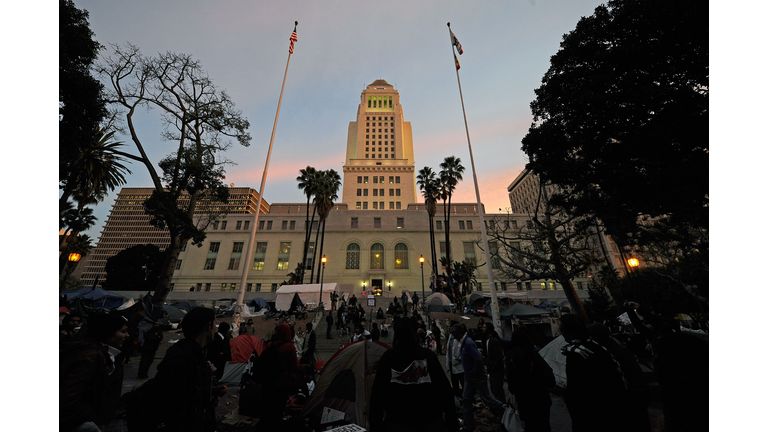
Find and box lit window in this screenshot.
[252,242,267,270]
[370,243,384,269]
[389,176,394,183]
[356,202,362,209]
[397,218,404,229]
[277,242,291,270]
[394,243,409,269]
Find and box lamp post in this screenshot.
[420,255,426,313]
[363,281,366,297]
[60,252,82,290]
[319,255,326,315]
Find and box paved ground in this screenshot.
[102,309,665,431]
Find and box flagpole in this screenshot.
[235,21,298,324]
[447,22,501,336]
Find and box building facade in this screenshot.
[80,187,269,287]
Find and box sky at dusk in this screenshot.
[70,0,610,241]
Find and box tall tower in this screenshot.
[341,79,417,210]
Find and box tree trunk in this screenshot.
[152,234,182,306]
[300,197,312,283]
[444,198,453,275]
[310,215,322,284]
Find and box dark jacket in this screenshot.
[561,338,628,432]
[271,323,299,389]
[142,328,163,352]
[301,329,316,364]
[60,338,111,430]
[370,344,458,432]
[459,335,486,377]
[154,338,216,432]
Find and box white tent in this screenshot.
[274,283,338,311]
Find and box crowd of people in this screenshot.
[59,295,707,432]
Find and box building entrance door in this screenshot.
[372,279,383,293]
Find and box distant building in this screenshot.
[79,187,269,287]
[507,168,662,276]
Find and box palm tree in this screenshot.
[439,156,465,276]
[417,167,440,279]
[60,206,97,249]
[310,169,341,284]
[297,166,318,283]
[60,127,132,217]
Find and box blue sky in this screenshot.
[71,0,609,240]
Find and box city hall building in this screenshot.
[83,80,596,305]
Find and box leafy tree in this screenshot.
[483,185,602,324]
[451,260,478,297]
[103,244,163,292]
[99,45,251,305]
[417,167,440,276]
[618,265,707,326]
[60,0,108,215]
[60,127,132,214]
[521,0,708,243]
[310,169,341,283]
[438,156,465,276]
[296,166,319,283]
[281,263,305,287]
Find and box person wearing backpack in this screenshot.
[256,323,299,430]
[128,307,219,432]
[504,328,554,432]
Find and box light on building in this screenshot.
[627,258,639,268]
[68,253,82,263]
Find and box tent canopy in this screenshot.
[163,305,186,323]
[425,292,452,312]
[61,287,127,310]
[275,283,337,311]
[171,301,200,312]
[303,340,391,430]
[499,302,551,320]
[246,297,271,312]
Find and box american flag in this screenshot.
[289,24,298,54]
[450,29,463,55]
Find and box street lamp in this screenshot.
[319,255,327,315]
[363,281,366,296]
[420,255,426,313]
[627,257,640,270]
[60,252,83,289]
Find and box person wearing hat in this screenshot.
[60,312,128,431]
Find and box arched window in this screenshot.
[370,243,384,269]
[394,243,409,269]
[346,243,360,269]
